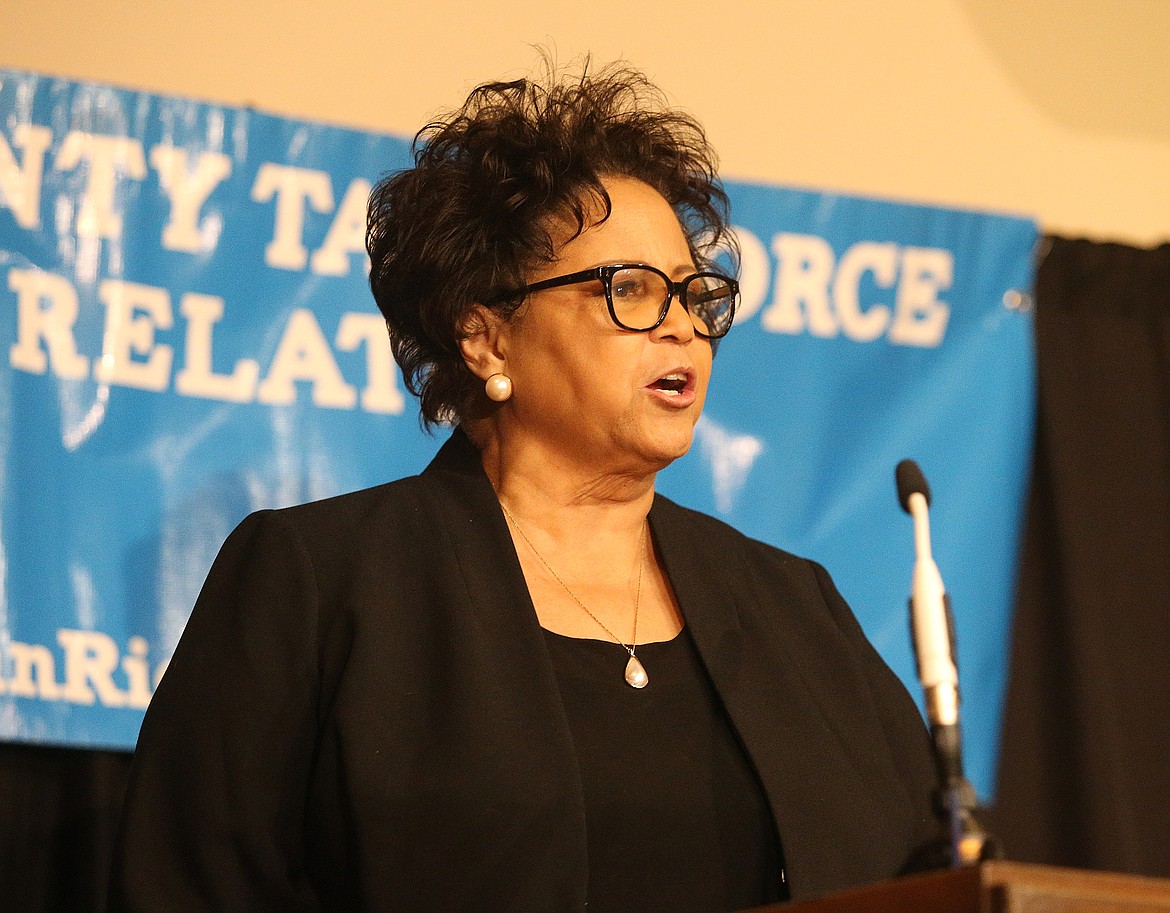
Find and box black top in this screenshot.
[544,628,787,913]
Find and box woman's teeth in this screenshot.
[655,374,687,394]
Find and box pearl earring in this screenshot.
[485,373,513,402]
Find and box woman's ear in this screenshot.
[458,304,509,381]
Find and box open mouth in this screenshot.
[649,370,694,397]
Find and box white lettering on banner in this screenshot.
[93,280,175,392]
[833,242,898,343]
[149,145,232,253]
[8,268,91,378]
[4,267,405,415]
[309,178,372,276]
[890,247,954,346]
[335,311,406,414]
[54,132,148,240]
[251,165,374,276]
[1,123,372,276]
[0,630,161,709]
[0,124,53,229]
[6,643,64,699]
[174,293,260,401]
[739,227,953,348]
[57,629,129,706]
[256,308,358,409]
[765,233,838,337]
[121,637,156,707]
[251,163,335,270]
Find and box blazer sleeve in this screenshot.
[810,560,938,851]
[108,510,322,913]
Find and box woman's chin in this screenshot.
[634,425,697,471]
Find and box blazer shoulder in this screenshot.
[651,492,817,574]
[650,492,858,642]
[219,472,459,582]
[274,473,430,529]
[265,428,488,541]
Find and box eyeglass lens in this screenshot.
[608,267,735,338]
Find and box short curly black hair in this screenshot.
[366,59,733,428]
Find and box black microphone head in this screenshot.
[896,459,932,512]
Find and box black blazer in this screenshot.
[109,431,936,912]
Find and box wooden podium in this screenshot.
[752,862,1170,913]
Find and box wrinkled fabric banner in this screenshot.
[0,70,1035,799]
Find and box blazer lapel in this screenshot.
[420,431,590,912]
[649,494,910,900]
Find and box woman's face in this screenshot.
[496,176,714,476]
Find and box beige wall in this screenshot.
[3,0,1167,245]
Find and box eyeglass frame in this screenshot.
[488,263,739,339]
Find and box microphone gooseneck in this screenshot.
[895,459,999,870]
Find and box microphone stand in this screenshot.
[896,460,1000,871]
[913,687,999,870]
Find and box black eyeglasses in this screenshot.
[492,264,739,339]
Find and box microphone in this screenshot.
[896,460,959,730]
[895,459,998,869]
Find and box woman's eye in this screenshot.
[610,276,647,299]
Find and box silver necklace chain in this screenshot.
[498,500,646,658]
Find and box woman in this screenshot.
[110,62,936,912]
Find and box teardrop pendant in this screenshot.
[624,654,649,689]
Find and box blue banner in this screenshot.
[0,70,1035,798]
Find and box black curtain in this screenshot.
[0,743,130,909]
[2,236,1168,910]
[982,236,1170,875]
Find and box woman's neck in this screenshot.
[466,422,683,643]
[475,423,655,509]
[473,425,653,554]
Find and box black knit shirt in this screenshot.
[544,627,787,913]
